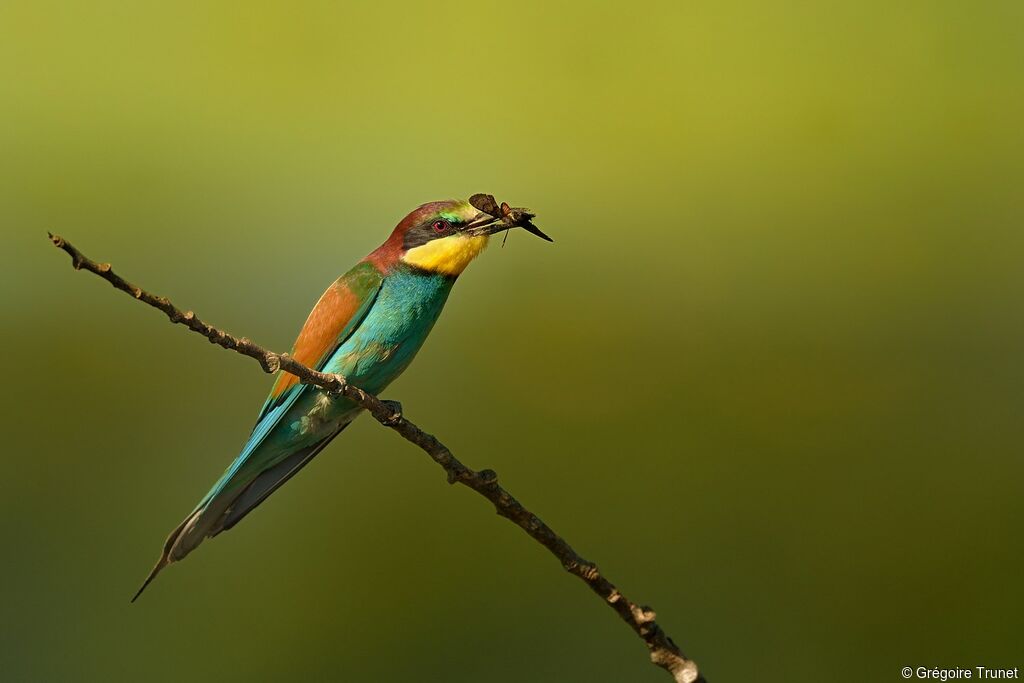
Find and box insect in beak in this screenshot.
[467,193,554,242]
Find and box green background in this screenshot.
[2,2,1022,681]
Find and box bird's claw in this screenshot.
[380,400,403,425]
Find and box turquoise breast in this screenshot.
[325,265,455,396]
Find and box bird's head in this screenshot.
[368,196,551,276]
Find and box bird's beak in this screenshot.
[515,219,555,242]
[462,214,504,236]
[462,212,554,242]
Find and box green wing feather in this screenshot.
[132,262,384,601]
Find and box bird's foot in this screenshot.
[380,400,403,425]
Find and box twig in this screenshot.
[48,233,704,683]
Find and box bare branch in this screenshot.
[48,233,704,683]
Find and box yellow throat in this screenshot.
[402,234,490,276]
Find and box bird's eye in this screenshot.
[432,219,450,233]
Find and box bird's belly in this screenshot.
[280,269,454,442]
[325,269,454,396]
[274,270,454,444]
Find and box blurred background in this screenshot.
[2,1,1022,681]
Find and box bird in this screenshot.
[132,194,551,601]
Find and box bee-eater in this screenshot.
[133,195,551,601]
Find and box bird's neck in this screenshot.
[401,234,490,276]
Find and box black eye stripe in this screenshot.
[403,218,461,250]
